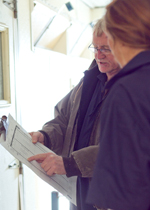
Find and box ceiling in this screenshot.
[80,0,112,8]
[33,0,112,22]
[31,0,112,59]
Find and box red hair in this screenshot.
[105,0,150,49]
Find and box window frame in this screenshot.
[0,23,11,107]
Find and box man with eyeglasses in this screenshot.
[88,30,119,81]
[28,18,120,210]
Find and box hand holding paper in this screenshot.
[0,114,77,205]
[29,131,45,145]
[28,152,66,176]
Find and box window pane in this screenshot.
[0,33,3,100]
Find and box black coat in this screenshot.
[87,50,150,210]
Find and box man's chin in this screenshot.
[97,63,109,72]
[98,66,110,74]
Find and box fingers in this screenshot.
[29,132,38,144]
[41,155,66,175]
[27,153,55,176]
[29,131,44,144]
[27,153,66,176]
[41,153,54,167]
[28,153,47,162]
[46,166,57,176]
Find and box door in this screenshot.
[0,1,20,210]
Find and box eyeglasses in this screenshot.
[88,44,111,54]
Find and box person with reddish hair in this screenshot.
[87,0,150,210]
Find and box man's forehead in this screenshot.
[92,44,109,49]
[92,33,109,46]
[92,42,109,48]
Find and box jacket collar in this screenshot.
[84,59,107,81]
[105,50,150,89]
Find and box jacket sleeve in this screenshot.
[71,145,99,177]
[41,79,83,155]
[41,89,73,155]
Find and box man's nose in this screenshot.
[96,50,106,59]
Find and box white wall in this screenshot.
[20,48,90,131]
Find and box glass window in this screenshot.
[0,33,4,100]
[0,24,11,106]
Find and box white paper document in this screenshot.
[0,114,77,205]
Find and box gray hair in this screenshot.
[93,17,105,37]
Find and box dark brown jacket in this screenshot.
[42,60,103,177]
